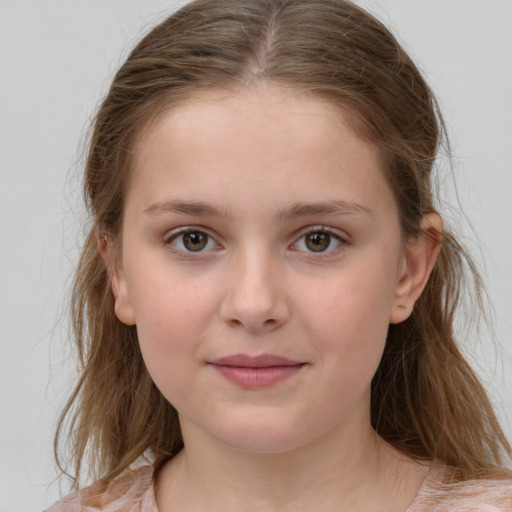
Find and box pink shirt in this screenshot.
[46,464,512,511]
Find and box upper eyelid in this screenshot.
[164,225,218,241]
[294,225,349,241]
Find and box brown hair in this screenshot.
[56,0,511,487]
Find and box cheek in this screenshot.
[127,272,220,379]
[300,266,396,335]
[296,264,396,379]
[129,263,217,330]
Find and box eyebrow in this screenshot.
[144,200,228,218]
[275,200,372,220]
[144,199,372,219]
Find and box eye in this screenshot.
[166,229,218,253]
[292,228,345,254]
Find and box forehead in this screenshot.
[133,85,351,160]
[127,83,395,219]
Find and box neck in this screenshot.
[155,415,428,512]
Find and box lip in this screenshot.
[208,354,306,388]
[211,354,303,368]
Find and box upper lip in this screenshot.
[209,354,304,368]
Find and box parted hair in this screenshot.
[56,0,511,487]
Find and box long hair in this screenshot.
[55,0,511,487]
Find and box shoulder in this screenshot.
[409,464,512,512]
[44,465,157,512]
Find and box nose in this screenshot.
[220,248,290,333]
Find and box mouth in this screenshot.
[208,354,306,388]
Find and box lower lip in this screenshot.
[210,364,305,388]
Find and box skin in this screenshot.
[108,83,441,511]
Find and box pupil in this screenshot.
[306,232,330,252]
[184,232,207,251]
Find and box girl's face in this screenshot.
[112,84,425,453]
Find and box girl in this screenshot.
[47,0,512,510]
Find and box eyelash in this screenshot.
[291,226,348,258]
[163,226,349,257]
[164,227,220,255]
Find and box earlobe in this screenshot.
[389,213,443,324]
[97,229,136,326]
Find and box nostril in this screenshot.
[226,317,279,331]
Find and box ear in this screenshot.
[389,213,442,324]
[97,229,136,326]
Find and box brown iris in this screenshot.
[305,232,331,252]
[183,231,208,251]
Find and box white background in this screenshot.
[0,1,511,510]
